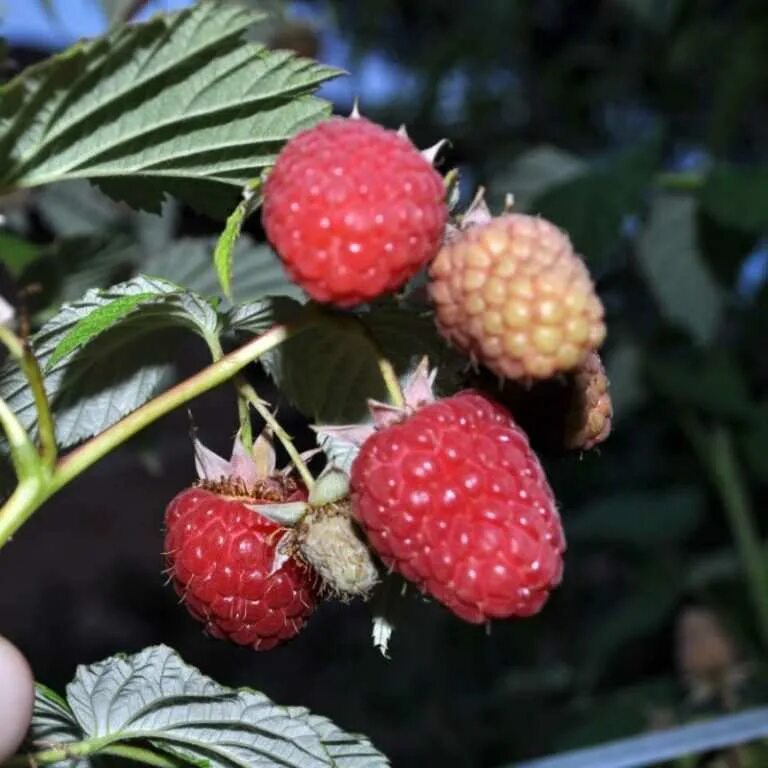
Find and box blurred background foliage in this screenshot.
[1,0,768,766]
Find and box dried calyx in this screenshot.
[193,430,303,503]
[244,462,380,601]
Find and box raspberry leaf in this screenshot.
[0,2,340,219]
[28,685,83,764]
[232,301,461,424]
[286,710,389,768]
[532,144,658,272]
[214,182,264,298]
[46,292,157,367]
[637,194,723,345]
[148,238,303,304]
[0,276,217,450]
[57,645,388,768]
[491,145,586,211]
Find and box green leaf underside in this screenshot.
[27,686,83,768]
[0,276,216,450]
[46,644,389,768]
[0,1,340,219]
[48,292,156,367]
[228,299,459,424]
[637,194,723,345]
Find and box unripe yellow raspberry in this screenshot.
[565,352,613,450]
[429,212,606,380]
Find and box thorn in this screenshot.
[397,124,409,139]
[350,98,361,119]
[503,193,515,212]
[421,138,449,165]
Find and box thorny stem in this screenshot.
[682,415,768,650]
[0,323,301,548]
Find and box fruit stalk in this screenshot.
[204,333,315,489]
[377,357,405,408]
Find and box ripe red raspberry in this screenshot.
[263,116,448,307]
[350,391,565,623]
[429,201,605,380]
[164,437,316,651]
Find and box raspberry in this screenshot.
[565,351,613,450]
[429,210,606,380]
[349,391,565,623]
[263,116,448,307]
[164,436,316,651]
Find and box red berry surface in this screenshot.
[350,392,565,622]
[263,117,448,307]
[164,483,315,651]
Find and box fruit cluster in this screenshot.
[164,114,613,651]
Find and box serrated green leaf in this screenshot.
[61,644,388,768]
[242,301,460,424]
[532,145,657,271]
[568,487,704,547]
[20,234,140,324]
[226,295,302,335]
[0,276,215,450]
[214,184,263,298]
[144,236,302,304]
[0,2,340,219]
[47,292,155,367]
[636,193,723,345]
[288,710,390,768]
[262,305,385,423]
[27,685,83,768]
[700,166,768,232]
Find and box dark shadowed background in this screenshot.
[2,1,768,766]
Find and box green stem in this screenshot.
[377,357,405,408]
[100,744,184,767]
[0,326,57,468]
[4,735,115,766]
[682,416,768,650]
[0,397,43,483]
[237,379,315,490]
[0,323,299,548]
[204,335,314,489]
[656,171,706,192]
